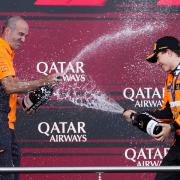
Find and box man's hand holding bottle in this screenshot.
[43,73,63,85]
[123,109,173,140]
[21,73,63,114]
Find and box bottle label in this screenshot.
[23,94,33,109]
[146,120,158,136]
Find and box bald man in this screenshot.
[0,16,61,179]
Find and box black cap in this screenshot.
[146,36,180,63]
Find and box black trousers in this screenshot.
[155,144,180,180]
[0,113,21,180]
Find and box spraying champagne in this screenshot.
[22,76,62,112]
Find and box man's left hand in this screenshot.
[152,123,172,142]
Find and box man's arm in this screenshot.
[0,73,61,94]
[123,106,175,140]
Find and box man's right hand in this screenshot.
[123,109,137,123]
[45,73,63,85]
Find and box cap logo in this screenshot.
[158,46,168,50]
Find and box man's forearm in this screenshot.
[1,76,51,94]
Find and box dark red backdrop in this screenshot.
[0,1,180,180]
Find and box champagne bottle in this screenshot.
[131,112,162,136]
[22,85,53,112]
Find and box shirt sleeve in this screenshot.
[0,49,15,79]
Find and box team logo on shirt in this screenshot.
[175,84,180,90]
[0,62,8,72]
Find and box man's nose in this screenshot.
[21,36,26,42]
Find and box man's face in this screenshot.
[7,20,29,50]
[156,50,172,72]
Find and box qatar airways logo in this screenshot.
[36,61,86,82]
[38,121,87,143]
[123,87,164,108]
[125,147,169,166]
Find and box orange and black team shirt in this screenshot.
[148,64,180,140]
[0,37,17,130]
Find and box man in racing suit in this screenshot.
[123,36,180,180]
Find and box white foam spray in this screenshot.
[55,22,166,114]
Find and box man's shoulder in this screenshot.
[0,45,8,57]
[0,40,7,51]
[0,38,9,51]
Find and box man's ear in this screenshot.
[3,27,11,36]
